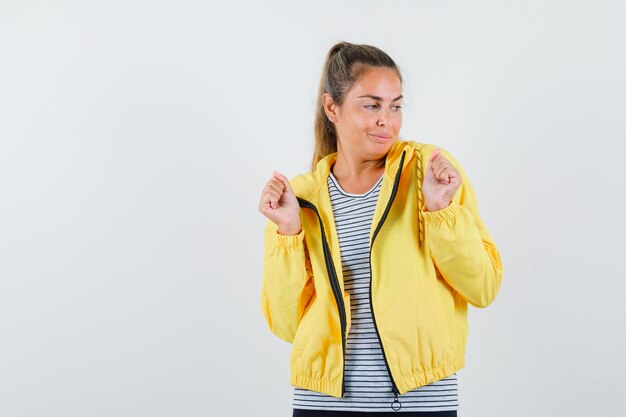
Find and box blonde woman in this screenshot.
[258,41,503,416]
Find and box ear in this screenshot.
[322,93,338,123]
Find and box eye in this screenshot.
[392,105,402,111]
[364,104,378,110]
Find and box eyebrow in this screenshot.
[356,94,404,101]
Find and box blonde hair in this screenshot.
[311,41,403,171]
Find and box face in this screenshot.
[324,67,403,162]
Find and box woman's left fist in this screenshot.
[422,148,462,212]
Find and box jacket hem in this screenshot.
[397,356,466,395]
[290,357,466,398]
[290,372,343,398]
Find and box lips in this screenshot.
[369,133,392,142]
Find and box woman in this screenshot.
[258,42,503,416]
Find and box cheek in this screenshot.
[346,111,370,130]
[352,116,374,132]
[393,113,403,130]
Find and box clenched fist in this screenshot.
[422,149,463,212]
[258,170,302,235]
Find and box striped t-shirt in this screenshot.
[292,171,459,412]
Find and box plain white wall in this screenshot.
[1,1,625,416]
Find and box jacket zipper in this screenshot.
[294,148,407,403]
[296,197,347,397]
[369,149,406,411]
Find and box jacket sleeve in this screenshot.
[420,147,504,308]
[260,219,315,343]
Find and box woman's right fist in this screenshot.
[258,170,302,235]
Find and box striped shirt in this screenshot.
[292,171,459,412]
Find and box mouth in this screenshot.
[369,133,392,143]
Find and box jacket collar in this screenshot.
[300,139,413,200]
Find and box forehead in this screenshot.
[349,68,402,99]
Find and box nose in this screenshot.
[376,111,389,126]
[377,109,390,126]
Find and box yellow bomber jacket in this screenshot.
[260,139,503,398]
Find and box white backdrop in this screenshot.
[1,1,625,416]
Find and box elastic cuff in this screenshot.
[275,228,305,250]
[421,201,461,223]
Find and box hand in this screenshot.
[258,170,302,235]
[422,149,463,212]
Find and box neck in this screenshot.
[331,151,386,181]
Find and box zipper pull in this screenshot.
[391,387,402,411]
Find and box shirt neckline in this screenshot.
[328,172,384,198]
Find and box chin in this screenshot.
[366,140,395,158]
